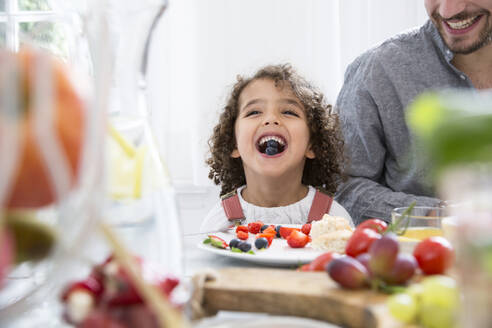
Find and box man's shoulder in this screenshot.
[348,22,435,73]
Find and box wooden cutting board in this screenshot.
[193,267,402,328]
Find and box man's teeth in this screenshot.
[258,136,285,146]
[447,16,478,29]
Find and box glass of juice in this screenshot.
[391,206,446,241]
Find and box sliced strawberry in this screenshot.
[207,235,229,249]
[301,223,311,235]
[287,230,309,248]
[279,227,300,239]
[237,231,249,240]
[263,226,276,236]
[247,222,262,234]
[236,225,248,234]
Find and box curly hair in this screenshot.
[206,64,347,196]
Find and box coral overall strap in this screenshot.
[221,190,245,223]
[307,189,333,223]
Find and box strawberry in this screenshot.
[206,235,229,249]
[287,230,309,248]
[158,275,180,296]
[247,222,262,234]
[297,263,311,272]
[301,223,311,235]
[236,225,248,234]
[279,226,300,239]
[263,226,277,236]
[237,231,249,240]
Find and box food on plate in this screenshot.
[61,255,181,328]
[247,221,262,234]
[286,230,309,248]
[413,236,454,275]
[326,256,369,289]
[203,235,228,249]
[387,275,459,327]
[254,237,269,250]
[0,48,85,209]
[310,214,353,252]
[236,230,249,240]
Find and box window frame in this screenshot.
[0,0,59,51]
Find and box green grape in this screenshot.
[420,304,457,328]
[406,282,423,301]
[387,293,418,324]
[421,275,459,309]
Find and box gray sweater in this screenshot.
[335,20,474,224]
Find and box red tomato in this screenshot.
[308,252,341,271]
[413,237,454,275]
[2,49,84,209]
[356,218,388,234]
[345,228,381,257]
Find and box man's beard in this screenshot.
[432,10,492,54]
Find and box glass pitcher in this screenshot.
[97,0,184,278]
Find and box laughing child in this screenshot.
[200,64,353,232]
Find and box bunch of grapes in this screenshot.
[327,233,417,290]
[387,275,459,328]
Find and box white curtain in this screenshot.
[147,0,428,188]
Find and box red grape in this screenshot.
[326,256,369,289]
[369,233,399,279]
[385,253,417,285]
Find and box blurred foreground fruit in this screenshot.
[0,226,14,287]
[326,256,369,289]
[387,275,459,328]
[369,233,399,280]
[413,237,454,275]
[0,48,85,209]
[3,210,56,263]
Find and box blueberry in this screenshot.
[229,238,240,249]
[237,241,252,252]
[260,224,269,232]
[265,147,278,155]
[275,225,282,238]
[266,139,279,148]
[255,237,269,249]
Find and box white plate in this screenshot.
[197,225,325,267]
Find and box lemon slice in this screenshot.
[107,125,146,200]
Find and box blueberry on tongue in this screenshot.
[265,147,278,155]
[266,139,278,148]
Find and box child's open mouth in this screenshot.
[256,135,287,156]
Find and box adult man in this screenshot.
[335,0,492,224]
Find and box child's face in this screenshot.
[231,78,315,181]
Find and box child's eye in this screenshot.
[245,110,260,117]
[283,110,299,117]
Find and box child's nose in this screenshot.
[264,120,279,126]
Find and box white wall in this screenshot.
[146,0,428,232]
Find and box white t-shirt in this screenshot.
[200,185,353,233]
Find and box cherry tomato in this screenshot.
[345,228,381,257]
[308,252,341,271]
[356,218,388,234]
[413,236,454,275]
